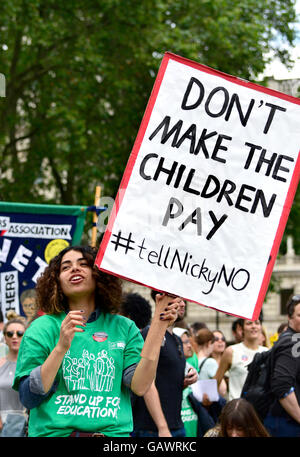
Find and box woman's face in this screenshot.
[4,323,25,352]
[212,331,226,354]
[59,250,96,299]
[226,425,245,437]
[243,319,261,341]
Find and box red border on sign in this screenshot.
[95,52,300,320]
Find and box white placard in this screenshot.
[96,52,300,319]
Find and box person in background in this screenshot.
[193,329,226,424]
[13,246,180,437]
[171,299,188,329]
[211,330,227,365]
[204,398,270,437]
[259,324,270,348]
[277,322,288,335]
[194,328,219,379]
[264,294,300,437]
[215,319,268,401]
[20,289,39,326]
[269,322,289,347]
[231,318,244,344]
[182,323,200,369]
[211,330,227,398]
[189,322,207,355]
[0,316,27,436]
[173,327,199,437]
[119,292,152,330]
[132,290,198,437]
[190,322,208,333]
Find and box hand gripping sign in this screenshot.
[95,52,300,320]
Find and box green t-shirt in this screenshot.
[181,386,198,437]
[186,352,198,370]
[13,312,144,437]
[181,356,199,437]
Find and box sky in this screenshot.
[261,0,300,80]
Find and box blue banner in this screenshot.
[0,202,87,322]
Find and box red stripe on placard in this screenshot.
[251,148,300,320]
[95,54,171,268]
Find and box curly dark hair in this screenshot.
[120,292,152,329]
[35,245,122,315]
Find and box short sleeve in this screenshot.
[199,357,219,380]
[123,320,144,370]
[13,316,59,391]
[206,358,219,378]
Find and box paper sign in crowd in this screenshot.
[96,52,300,320]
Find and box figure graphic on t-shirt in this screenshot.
[62,351,73,391]
[63,349,115,392]
[77,358,85,389]
[86,354,97,391]
[98,350,109,392]
[105,357,115,392]
[82,350,90,390]
[70,357,82,390]
[95,352,104,391]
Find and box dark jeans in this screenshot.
[133,427,186,438]
[264,413,300,437]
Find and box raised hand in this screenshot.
[56,310,86,352]
[154,293,182,327]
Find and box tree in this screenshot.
[0,0,297,215]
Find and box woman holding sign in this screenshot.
[12,245,179,437]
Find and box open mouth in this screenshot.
[70,275,84,284]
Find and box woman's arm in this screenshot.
[214,346,232,389]
[143,382,172,437]
[218,377,228,397]
[279,391,300,423]
[40,310,85,393]
[130,294,179,397]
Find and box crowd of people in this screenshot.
[0,245,299,438]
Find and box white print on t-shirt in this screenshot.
[54,393,121,420]
[62,349,115,393]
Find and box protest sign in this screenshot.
[95,52,300,320]
[0,202,86,321]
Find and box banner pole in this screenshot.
[91,186,101,247]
